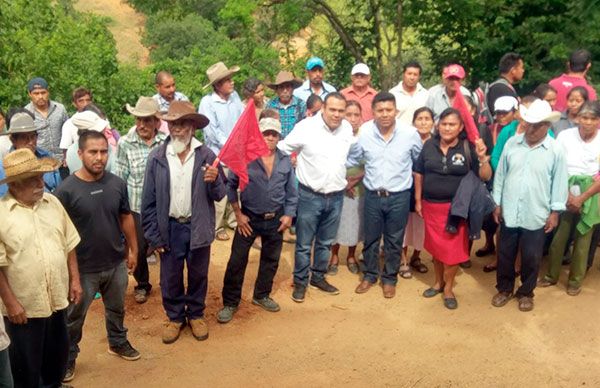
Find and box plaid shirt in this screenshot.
[115,130,167,213]
[266,96,306,138]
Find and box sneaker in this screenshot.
[62,361,75,382]
[108,341,141,361]
[134,289,149,304]
[566,285,581,296]
[291,283,306,303]
[188,318,209,341]
[216,306,238,324]
[309,279,340,295]
[162,321,184,344]
[252,297,280,312]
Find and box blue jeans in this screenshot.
[0,348,11,388]
[294,186,344,286]
[362,190,410,285]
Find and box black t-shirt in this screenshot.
[55,172,130,273]
[486,78,517,115]
[413,137,479,203]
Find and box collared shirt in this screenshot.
[0,147,61,196]
[227,150,298,216]
[0,193,80,318]
[556,127,600,177]
[115,130,167,213]
[293,80,337,102]
[551,112,577,137]
[277,112,355,193]
[493,134,568,230]
[340,86,378,121]
[266,96,306,138]
[24,101,68,161]
[425,84,474,121]
[153,91,189,113]
[198,91,244,155]
[166,138,202,218]
[389,82,430,124]
[347,119,422,192]
[549,73,598,112]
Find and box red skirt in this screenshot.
[422,200,469,265]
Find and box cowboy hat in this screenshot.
[159,101,210,129]
[0,148,59,185]
[126,96,160,118]
[267,71,302,90]
[519,99,561,124]
[203,62,240,89]
[2,112,36,136]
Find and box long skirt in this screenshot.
[334,195,364,246]
[422,200,469,265]
[403,212,424,251]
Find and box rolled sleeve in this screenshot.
[283,168,298,217]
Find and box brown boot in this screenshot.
[162,321,184,344]
[189,318,209,341]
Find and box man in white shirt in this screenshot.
[278,92,355,302]
[389,61,430,124]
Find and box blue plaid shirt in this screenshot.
[266,96,306,138]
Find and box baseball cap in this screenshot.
[351,63,370,75]
[259,118,281,134]
[306,57,325,70]
[72,111,109,132]
[27,77,49,92]
[442,64,466,80]
[494,96,519,113]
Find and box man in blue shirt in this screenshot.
[266,71,306,138]
[347,92,422,298]
[293,57,337,103]
[491,99,568,312]
[217,118,298,323]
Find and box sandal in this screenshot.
[216,230,230,241]
[399,264,412,279]
[410,258,428,273]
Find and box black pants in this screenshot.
[496,224,546,297]
[222,210,284,307]
[4,310,68,388]
[132,212,151,292]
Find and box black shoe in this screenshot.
[291,283,306,303]
[108,341,141,361]
[459,260,472,269]
[309,279,340,295]
[63,361,75,382]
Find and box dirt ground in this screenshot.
[71,235,600,387]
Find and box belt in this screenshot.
[368,189,405,197]
[299,183,343,198]
[244,208,282,220]
[170,216,191,224]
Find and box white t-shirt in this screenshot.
[60,118,78,150]
[556,127,600,176]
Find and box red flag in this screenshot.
[212,99,269,191]
[451,80,479,144]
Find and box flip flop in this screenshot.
[216,230,230,241]
[399,264,412,279]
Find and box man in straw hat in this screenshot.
[141,101,225,344]
[55,130,141,382]
[491,99,568,312]
[0,148,82,387]
[266,71,306,138]
[0,110,62,196]
[116,97,167,304]
[199,61,243,241]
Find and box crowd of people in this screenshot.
[0,48,598,387]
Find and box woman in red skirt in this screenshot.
[413,108,492,309]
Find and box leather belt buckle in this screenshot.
[176,216,191,223]
[376,189,390,197]
[263,212,276,220]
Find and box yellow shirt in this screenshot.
[0,192,80,318]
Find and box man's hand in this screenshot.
[290,154,297,168]
[278,215,293,233]
[6,300,27,325]
[493,206,502,225]
[126,250,138,274]
[345,187,355,199]
[235,212,253,237]
[69,278,83,305]
[544,211,560,233]
[567,195,584,214]
[203,164,219,183]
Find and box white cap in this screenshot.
[519,99,561,124]
[72,111,109,132]
[494,96,518,113]
[259,118,281,134]
[351,63,370,75]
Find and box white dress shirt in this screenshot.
[277,112,355,193]
[389,82,429,125]
[167,138,202,218]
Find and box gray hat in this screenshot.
[2,112,37,136]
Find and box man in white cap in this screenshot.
[341,63,377,121]
[116,97,167,304]
[217,118,298,323]
[198,61,243,241]
[489,95,519,145]
[0,148,82,387]
[293,57,337,103]
[491,99,568,312]
[390,61,430,124]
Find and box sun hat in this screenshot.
[259,118,282,134]
[2,112,36,135]
[72,111,109,132]
[351,63,370,75]
[519,99,561,124]
[203,62,240,89]
[494,96,519,113]
[306,57,325,70]
[126,96,160,118]
[0,148,59,185]
[159,101,210,129]
[267,71,303,90]
[442,64,466,80]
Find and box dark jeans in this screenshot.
[68,261,129,364]
[222,210,284,307]
[0,349,12,388]
[132,212,151,292]
[293,186,344,286]
[362,190,410,285]
[496,224,546,297]
[160,219,210,323]
[5,310,68,388]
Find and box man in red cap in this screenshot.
[426,64,475,121]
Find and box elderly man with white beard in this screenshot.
[141,101,226,344]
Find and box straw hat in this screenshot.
[126,96,160,118]
[0,148,59,185]
[267,71,302,90]
[2,112,36,135]
[203,62,240,89]
[159,101,210,129]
